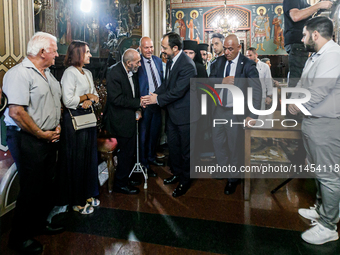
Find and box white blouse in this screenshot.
[61,66,99,110]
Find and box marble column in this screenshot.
[0,0,34,88]
[142,0,166,56]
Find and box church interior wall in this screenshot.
[169,1,288,78]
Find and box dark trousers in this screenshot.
[9,131,58,241]
[285,43,308,163]
[139,106,161,168]
[6,129,22,176]
[286,43,309,89]
[115,135,136,187]
[212,107,242,181]
[167,117,190,184]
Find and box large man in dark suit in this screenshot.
[142,32,197,197]
[138,37,164,176]
[210,34,262,195]
[104,49,142,194]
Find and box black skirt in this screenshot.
[57,107,99,206]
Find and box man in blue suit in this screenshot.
[137,37,164,177]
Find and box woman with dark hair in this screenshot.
[60,40,100,214]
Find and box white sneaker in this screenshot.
[298,205,320,220]
[301,223,339,245]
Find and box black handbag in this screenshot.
[0,92,8,117]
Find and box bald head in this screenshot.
[123,49,139,64]
[139,36,154,59]
[224,34,241,61]
[225,34,240,46]
[140,36,152,46]
[122,48,141,73]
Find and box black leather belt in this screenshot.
[217,105,233,110]
[6,126,20,131]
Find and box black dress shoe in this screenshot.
[148,159,163,166]
[147,168,157,177]
[113,185,140,194]
[129,179,142,186]
[224,180,240,195]
[8,238,43,254]
[163,175,179,185]
[172,183,191,197]
[43,223,65,235]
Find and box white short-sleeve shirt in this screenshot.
[3,57,61,130]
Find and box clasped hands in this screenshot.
[82,94,99,109]
[140,76,235,107]
[140,93,158,108]
[288,104,301,115]
[222,77,257,127]
[39,124,61,143]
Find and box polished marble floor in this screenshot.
[1,163,340,255]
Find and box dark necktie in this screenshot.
[222,60,233,105]
[165,59,173,81]
[147,59,159,90]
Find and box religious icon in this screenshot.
[174,11,186,40]
[252,6,270,52]
[272,5,284,51]
[186,10,200,43]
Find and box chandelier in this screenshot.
[114,0,119,8]
[212,0,239,37]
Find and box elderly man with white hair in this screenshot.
[103,48,142,195]
[3,32,64,254]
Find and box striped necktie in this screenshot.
[147,59,159,90]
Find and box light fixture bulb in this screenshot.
[80,0,92,13]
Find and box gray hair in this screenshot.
[261,58,270,63]
[27,32,57,56]
[122,48,139,64]
[211,33,224,43]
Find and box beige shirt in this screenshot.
[3,57,61,130]
[292,40,340,118]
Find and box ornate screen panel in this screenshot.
[205,6,250,30]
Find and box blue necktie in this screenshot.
[222,60,232,105]
[224,60,232,77]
